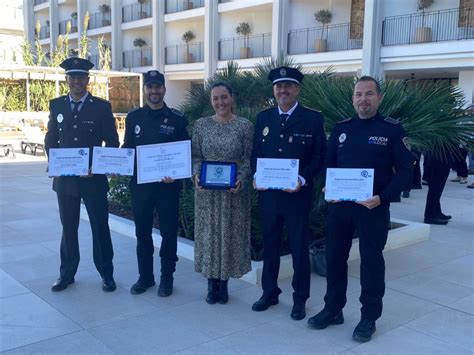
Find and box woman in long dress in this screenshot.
[192,82,253,304]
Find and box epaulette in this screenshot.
[384,116,399,124]
[261,107,275,113]
[127,107,140,114]
[337,117,353,124]
[303,106,322,113]
[171,108,184,117]
[92,96,109,104]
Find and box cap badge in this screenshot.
[263,127,269,136]
[280,68,287,77]
[73,59,78,65]
[57,114,63,123]
[339,133,346,143]
[135,125,141,134]
[150,71,157,77]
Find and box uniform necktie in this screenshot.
[280,113,289,125]
[72,101,81,117]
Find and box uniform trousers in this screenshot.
[424,158,450,219]
[324,202,390,321]
[260,212,310,304]
[131,183,180,282]
[57,191,114,281]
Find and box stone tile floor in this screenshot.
[0,158,473,354]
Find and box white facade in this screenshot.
[23,0,474,108]
[0,0,24,66]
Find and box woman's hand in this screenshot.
[193,175,203,191]
[230,179,241,193]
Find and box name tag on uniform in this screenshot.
[159,125,175,135]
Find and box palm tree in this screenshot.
[314,9,332,52]
[98,4,111,26]
[181,30,195,63]
[133,38,147,66]
[236,22,252,58]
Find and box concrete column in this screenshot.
[23,0,35,46]
[111,0,123,70]
[361,0,383,79]
[271,0,288,59]
[77,0,85,55]
[204,0,218,79]
[153,0,165,71]
[49,0,59,51]
[458,71,474,107]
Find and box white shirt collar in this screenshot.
[69,92,89,104]
[278,101,299,117]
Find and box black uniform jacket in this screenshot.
[44,93,120,196]
[122,103,189,190]
[326,112,413,206]
[251,104,327,215]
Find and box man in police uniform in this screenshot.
[122,70,189,297]
[45,57,120,292]
[251,67,327,320]
[307,76,413,342]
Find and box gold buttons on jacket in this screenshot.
[278,148,283,152]
[74,137,78,141]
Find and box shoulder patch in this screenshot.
[384,116,400,124]
[337,117,353,124]
[171,108,184,117]
[261,107,276,113]
[128,107,140,114]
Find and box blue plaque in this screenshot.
[200,161,237,190]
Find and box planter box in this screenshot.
[183,52,194,63]
[314,39,328,52]
[240,47,250,59]
[415,27,432,43]
[80,207,430,285]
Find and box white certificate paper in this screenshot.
[91,147,135,176]
[136,140,192,184]
[325,168,374,201]
[255,158,299,190]
[48,148,90,177]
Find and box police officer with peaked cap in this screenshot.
[45,57,120,292]
[251,66,327,320]
[122,70,190,297]
[307,76,413,342]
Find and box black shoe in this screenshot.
[252,295,279,312]
[421,180,429,186]
[401,191,410,198]
[130,278,156,294]
[206,278,219,304]
[51,278,75,292]
[424,217,448,225]
[352,319,376,342]
[157,275,173,297]
[439,213,452,221]
[307,309,344,329]
[218,280,229,304]
[102,278,116,292]
[290,302,306,320]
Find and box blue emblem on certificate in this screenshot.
[200,161,237,190]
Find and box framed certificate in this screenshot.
[199,161,237,190]
[325,168,374,201]
[255,158,299,190]
[136,140,192,184]
[91,147,135,176]
[48,148,90,177]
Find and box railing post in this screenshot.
[408,14,412,44]
[435,10,440,42]
[232,37,235,60]
[306,28,309,54]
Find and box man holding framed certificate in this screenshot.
[44,57,120,293]
[251,67,327,321]
[122,70,190,297]
[307,76,413,343]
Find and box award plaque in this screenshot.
[200,161,237,190]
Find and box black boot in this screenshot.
[206,278,219,304]
[157,274,173,297]
[218,279,228,304]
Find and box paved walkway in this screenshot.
[0,158,473,354]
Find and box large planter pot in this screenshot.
[70,25,78,33]
[102,19,110,27]
[239,47,250,59]
[315,39,328,53]
[184,1,194,10]
[415,27,432,43]
[183,52,194,63]
[140,57,149,66]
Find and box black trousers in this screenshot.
[57,191,114,281]
[260,212,310,304]
[131,184,179,282]
[324,202,390,321]
[424,158,450,219]
[453,147,468,178]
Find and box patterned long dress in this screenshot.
[192,115,253,280]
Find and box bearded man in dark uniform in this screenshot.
[251,67,327,321]
[45,57,120,292]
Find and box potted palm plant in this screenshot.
[182,30,196,63]
[183,0,194,11]
[314,9,332,52]
[415,0,434,43]
[70,12,78,32]
[236,22,252,59]
[133,37,148,66]
[138,0,147,19]
[98,4,111,26]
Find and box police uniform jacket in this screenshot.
[326,112,413,205]
[251,104,327,215]
[122,103,189,190]
[45,93,120,196]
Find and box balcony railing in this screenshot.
[218,33,271,60]
[165,42,204,64]
[59,19,78,35]
[88,54,99,69]
[123,48,152,68]
[165,0,205,14]
[34,0,48,5]
[382,7,474,45]
[122,2,152,23]
[288,22,363,55]
[89,11,111,30]
[38,25,50,39]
